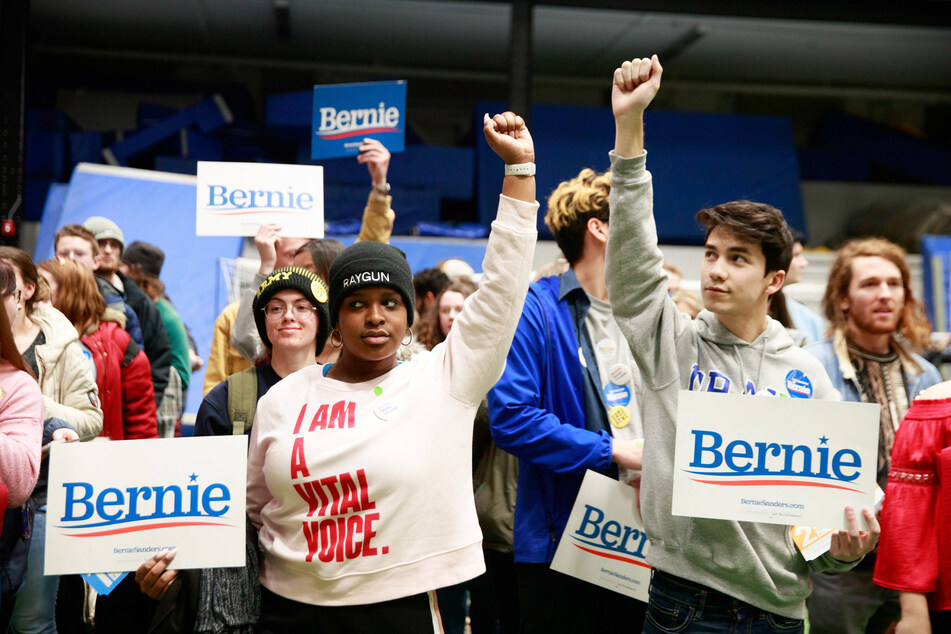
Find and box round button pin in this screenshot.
[609,405,630,429]
[609,363,632,385]
[374,400,398,421]
[596,338,617,359]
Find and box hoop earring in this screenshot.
[330,329,343,349]
[402,328,413,346]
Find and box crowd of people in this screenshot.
[1,57,950,634]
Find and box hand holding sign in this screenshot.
[52,427,79,442]
[829,506,880,563]
[254,223,282,276]
[135,549,179,600]
[357,138,391,191]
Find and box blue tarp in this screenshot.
[36,165,497,413]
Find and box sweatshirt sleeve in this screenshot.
[604,151,685,391]
[0,371,43,507]
[356,192,395,244]
[231,273,268,363]
[441,194,538,406]
[488,291,614,474]
[41,341,103,440]
[246,397,272,530]
[204,306,235,396]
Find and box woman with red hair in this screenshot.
[38,259,156,441]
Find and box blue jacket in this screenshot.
[805,331,942,405]
[488,269,616,564]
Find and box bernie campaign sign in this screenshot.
[551,471,651,602]
[45,436,247,575]
[196,161,324,238]
[311,80,406,160]
[673,391,879,530]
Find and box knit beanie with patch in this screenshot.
[328,241,415,327]
[252,266,331,352]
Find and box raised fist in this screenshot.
[612,55,663,121]
[483,112,535,166]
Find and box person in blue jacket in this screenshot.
[488,167,645,633]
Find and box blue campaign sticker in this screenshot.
[312,80,406,160]
[603,383,631,407]
[785,370,813,399]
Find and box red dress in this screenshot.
[874,396,951,611]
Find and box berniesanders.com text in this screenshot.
[741,498,804,510]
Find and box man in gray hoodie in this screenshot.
[604,55,880,632]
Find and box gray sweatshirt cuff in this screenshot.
[608,150,648,181]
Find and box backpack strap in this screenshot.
[227,367,258,435]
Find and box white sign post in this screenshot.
[673,391,879,530]
[550,470,651,602]
[45,436,248,574]
[196,161,324,238]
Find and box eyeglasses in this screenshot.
[262,302,317,321]
[56,249,91,260]
[3,289,21,304]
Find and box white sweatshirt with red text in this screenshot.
[247,194,539,606]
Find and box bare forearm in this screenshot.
[501,175,535,204]
[615,115,645,159]
[897,592,930,634]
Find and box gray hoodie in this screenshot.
[604,151,853,619]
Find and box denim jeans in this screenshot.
[9,508,58,634]
[642,570,803,634]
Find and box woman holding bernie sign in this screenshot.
[129,266,332,633]
[245,110,539,632]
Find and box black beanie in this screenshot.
[252,266,331,352]
[328,242,415,327]
[122,241,165,278]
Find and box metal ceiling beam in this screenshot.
[31,46,951,104]
[508,0,533,120]
[435,0,951,28]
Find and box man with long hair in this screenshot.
[805,237,942,634]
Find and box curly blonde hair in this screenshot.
[544,168,611,264]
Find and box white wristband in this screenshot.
[504,162,535,177]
